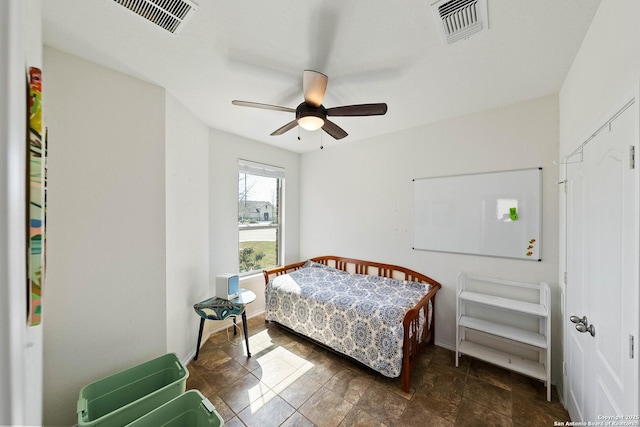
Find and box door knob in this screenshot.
[575,322,596,337]
[570,315,587,325]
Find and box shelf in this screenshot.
[458,316,548,348]
[457,272,551,402]
[458,290,547,317]
[457,340,546,381]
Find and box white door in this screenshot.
[565,147,588,420]
[565,98,639,423]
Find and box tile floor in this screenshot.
[186,315,570,427]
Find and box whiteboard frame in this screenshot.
[412,167,542,261]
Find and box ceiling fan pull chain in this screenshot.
[320,130,324,150]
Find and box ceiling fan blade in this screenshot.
[326,103,388,117]
[232,100,295,113]
[322,120,348,140]
[270,120,299,136]
[303,70,328,107]
[310,7,338,75]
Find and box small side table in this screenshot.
[193,289,256,359]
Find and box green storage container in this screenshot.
[77,353,188,427]
[125,390,223,427]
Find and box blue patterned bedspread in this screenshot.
[265,262,432,378]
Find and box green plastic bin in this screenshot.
[125,390,223,427]
[77,353,189,427]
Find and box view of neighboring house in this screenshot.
[238,201,275,223]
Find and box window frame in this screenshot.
[237,159,284,276]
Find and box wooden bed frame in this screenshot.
[263,255,441,393]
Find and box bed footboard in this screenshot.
[401,285,439,392]
[263,255,441,393]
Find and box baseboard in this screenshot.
[434,340,455,351]
[182,348,197,367]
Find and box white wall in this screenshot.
[560,0,640,155]
[165,93,210,362]
[40,45,301,424]
[0,1,42,425]
[300,95,561,380]
[43,47,168,426]
[208,129,300,333]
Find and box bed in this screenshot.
[263,255,441,392]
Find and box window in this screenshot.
[238,159,284,274]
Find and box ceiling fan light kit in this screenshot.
[298,116,325,132]
[232,70,387,142]
[296,103,326,131]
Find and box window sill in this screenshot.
[239,272,264,281]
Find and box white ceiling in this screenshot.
[42,0,601,153]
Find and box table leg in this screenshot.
[233,316,237,336]
[242,311,251,357]
[194,317,205,361]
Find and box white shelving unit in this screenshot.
[456,272,551,401]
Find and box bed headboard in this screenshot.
[263,255,442,290]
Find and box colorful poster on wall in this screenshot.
[28,66,45,326]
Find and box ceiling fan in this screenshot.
[232,70,388,140]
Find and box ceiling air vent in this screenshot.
[113,0,198,35]
[431,0,488,44]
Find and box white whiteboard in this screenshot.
[413,168,542,261]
